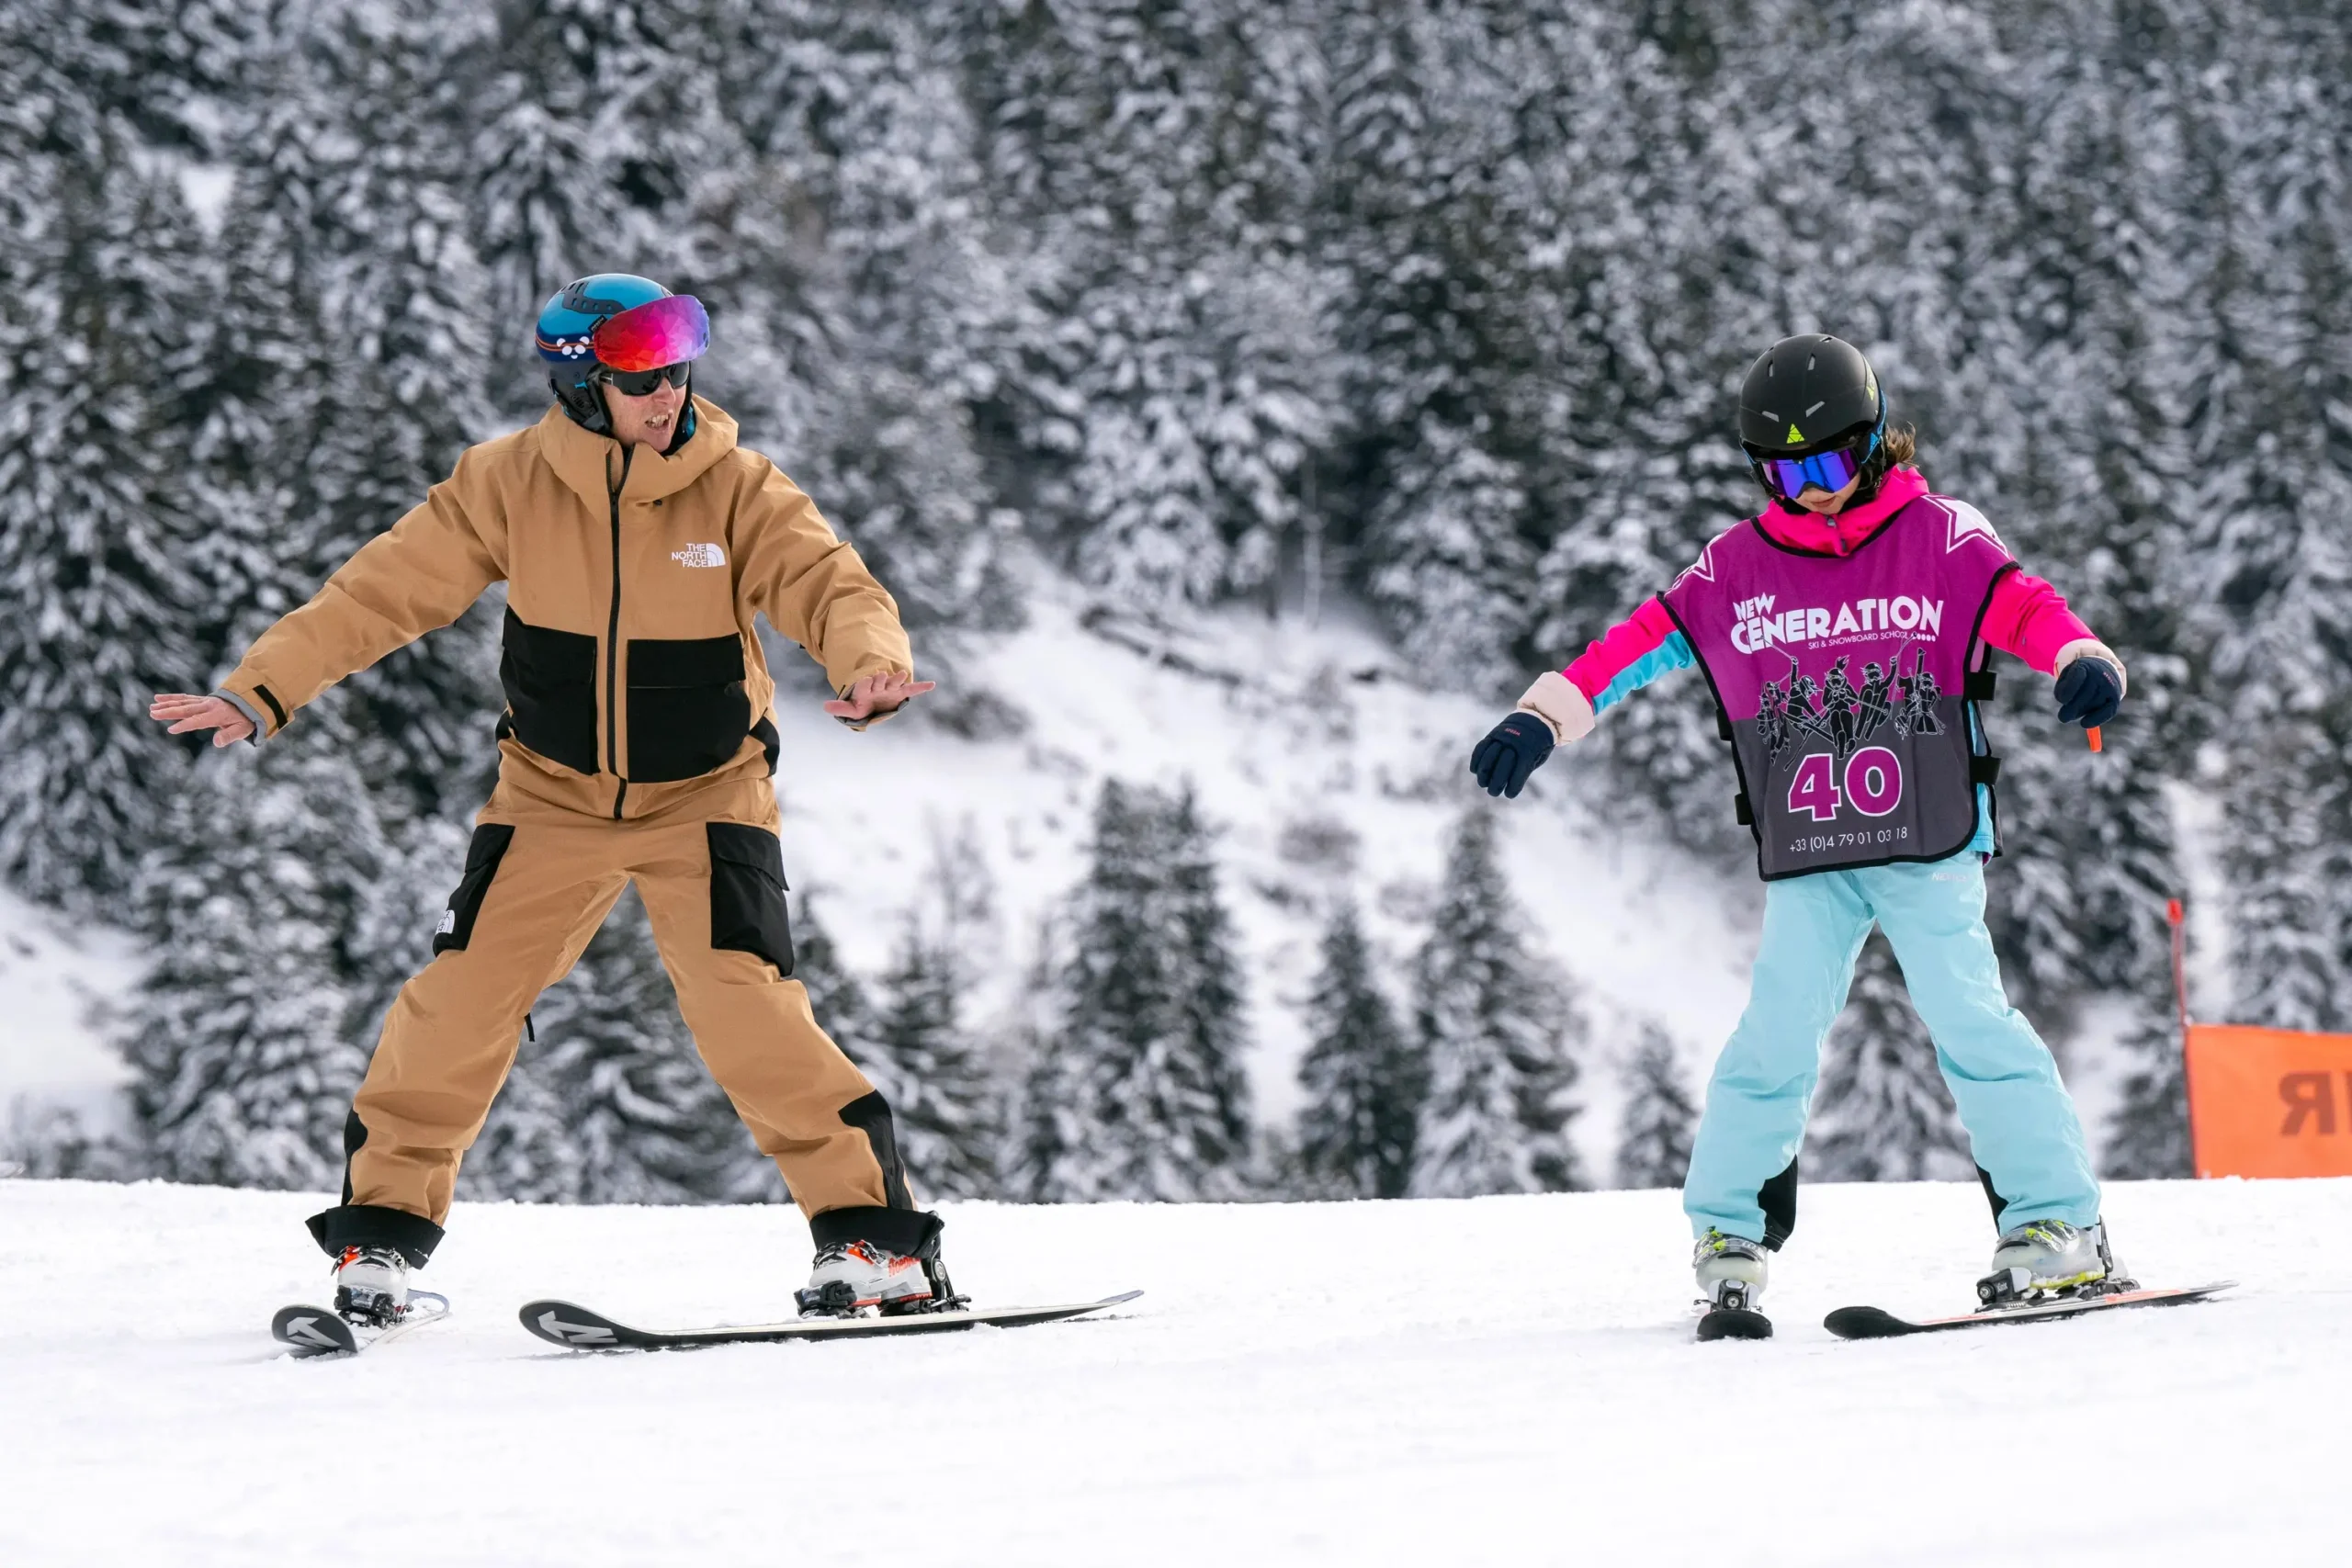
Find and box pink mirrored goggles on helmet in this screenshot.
[590,295,710,387]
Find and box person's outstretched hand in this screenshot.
[822,671,935,724]
[2052,656,2123,730]
[1469,711,1556,799]
[150,693,254,748]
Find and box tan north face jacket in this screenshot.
[219,397,912,820]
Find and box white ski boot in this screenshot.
[333,1245,411,1327]
[1977,1219,2128,1307]
[796,1239,940,1318]
[1695,1229,1769,1313]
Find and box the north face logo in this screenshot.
[435,908,456,936]
[672,543,726,569]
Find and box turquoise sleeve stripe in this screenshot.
[1591,631,1695,714]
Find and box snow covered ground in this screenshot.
[3,1174,2341,1567]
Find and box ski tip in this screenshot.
[1695,1306,1773,1342]
[1823,1305,1915,1340]
[1095,1290,1145,1309]
[518,1300,633,1350]
[271,1304,358,1358]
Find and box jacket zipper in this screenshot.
[606,447,634,820]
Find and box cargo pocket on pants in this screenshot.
[707,822,794,977]
[432,824,515,954]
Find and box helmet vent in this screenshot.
[1805,401,1826,416]
[1805,355,1817,370]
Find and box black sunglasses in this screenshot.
[599,362,691,398]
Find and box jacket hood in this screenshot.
[537,395,740,511]
[1753,465,1929,557]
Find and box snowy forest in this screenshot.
[2,0,2348,1207]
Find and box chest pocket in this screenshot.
[500,609,599,775]
[628,634,750,782]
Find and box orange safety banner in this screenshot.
[2185,1023,2352,1179]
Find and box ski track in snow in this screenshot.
[3,1176,2343,1567]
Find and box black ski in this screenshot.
[518,1290,1143,1351]
[271,1293,451,1358]
[1825,1280,2234,1341]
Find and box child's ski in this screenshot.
[1824,1281,2233,1340]
[271,1293,451,1358]
[518,1290,1141,1351]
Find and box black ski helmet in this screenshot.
[1737,333,1889,503]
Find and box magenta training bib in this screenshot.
[1659,496,2017,881]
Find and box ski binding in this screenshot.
[1695,1280,1772,1341]
[519,1290,1142,1351]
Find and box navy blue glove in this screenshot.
[1470,712,1556,799]
[2053,656,2123,729]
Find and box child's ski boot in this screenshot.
[1694,1229,1772,1341]
[1976,1219,2132,1308]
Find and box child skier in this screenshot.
[151,275,949,1330]
[1470,334,2128,1335]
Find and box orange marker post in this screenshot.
[2086,726,2103,752]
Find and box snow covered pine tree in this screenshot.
[1022,779,1253,1202]
[1614,1022,1699,1192]
[866,902,1001,1201]
[1296,900,1423,1200]
[1409,809,1584,1199]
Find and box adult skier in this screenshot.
[151,275,948,1327]
[1469,334,2128,1332]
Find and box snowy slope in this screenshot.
[1,1175,2341,1567]
[765,568,1759,1142]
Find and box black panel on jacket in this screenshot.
[499,607,600,774]
[706,821,793,976]
[628,634,751,782]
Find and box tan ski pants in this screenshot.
[307,768,928,1266]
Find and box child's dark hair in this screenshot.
[1841,422,1917,507]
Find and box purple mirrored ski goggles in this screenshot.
[1758,427,1880,500]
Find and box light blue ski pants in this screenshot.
[1683,851,2100,1246]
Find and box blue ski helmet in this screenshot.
[536,273,694,439]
